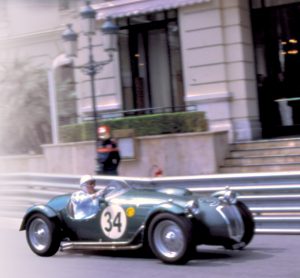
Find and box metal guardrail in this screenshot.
[1,172,300,234]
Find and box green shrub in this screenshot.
[59,111,207,142]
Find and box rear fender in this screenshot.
[19,205,58,231]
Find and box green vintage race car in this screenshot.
[20,180,255,264]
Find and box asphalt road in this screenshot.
[1,218,300,278]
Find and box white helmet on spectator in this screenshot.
[80,175,95,187]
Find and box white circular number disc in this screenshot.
[101,205,127,239]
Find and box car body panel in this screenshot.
[21,181,250,251]
[56,188,189,242]
[20,204,58,230]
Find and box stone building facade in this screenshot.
[1,0,300,146]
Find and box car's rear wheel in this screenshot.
[236,201,255,247]
[148,213,194,264]
[26,213,61,257]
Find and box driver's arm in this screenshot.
[91,189,105,199]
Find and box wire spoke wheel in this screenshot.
[153,220,185,259]
[148,213,193,264]
[28,218,51,252]
[26,214,61,257]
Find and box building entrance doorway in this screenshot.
[117,11,184,115]
[252,0,300,137]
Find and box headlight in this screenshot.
[185,200,200,215]
[211,187,238,205]
[223,190,237,204]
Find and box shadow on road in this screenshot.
[188,246,281,266]
[60,244,282,266]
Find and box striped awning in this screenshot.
[93,0,211,20]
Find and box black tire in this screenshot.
[26,213,61,257]
[147,213,194,264]
[236,201,255,247]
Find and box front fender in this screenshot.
[19,204,58,231]
[141,201,188,242]
[152,202,186,215]
[145,201,186,226]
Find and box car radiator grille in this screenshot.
[217,205,244,241]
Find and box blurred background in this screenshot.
[2,0,300,176]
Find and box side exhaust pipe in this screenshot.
[60,241,143,251]
[61,225,145,252]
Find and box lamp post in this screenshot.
[62,1,119,173]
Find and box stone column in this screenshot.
[179,0,261,142]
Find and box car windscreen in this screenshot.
[104,180,131,199]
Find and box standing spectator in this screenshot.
[96,125,121,175]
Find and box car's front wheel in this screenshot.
[26,213,61,257]
[148,213,194,264]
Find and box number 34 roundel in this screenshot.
[100,205,127,239]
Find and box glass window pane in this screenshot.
[167,22,185,110]
[167,10,177,19]
[119,29,134,112]
[251,1,300,137]
[118,10,184,114]
[129,15,149,25]
[148,29,171,109]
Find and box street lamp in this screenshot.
[62,1,119,173]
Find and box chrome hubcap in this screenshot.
[153,220,185,259]
[28,218,50,251]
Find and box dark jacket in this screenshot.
[96,138,120,175]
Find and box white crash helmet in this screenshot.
[80,175,95,187]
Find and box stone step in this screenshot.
[223,155,300,166]
[230,147,300,157]
[232,138,300,150]
[219,163,300,173]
